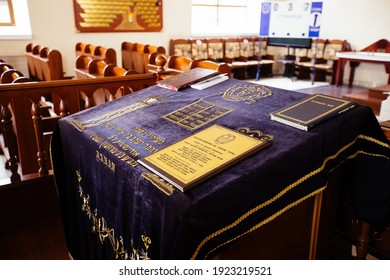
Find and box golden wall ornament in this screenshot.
[73,0,163,32]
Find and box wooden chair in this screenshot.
[252,37,275,78]
[190,38,208,60]
[295,38,327,80]
[190,59,231,78]
[312,39,351,84]
[165,55,193,73]
[223,37,250,79]
[169,39,192,57]
[206,37,224,62]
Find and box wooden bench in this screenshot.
[74,56,137,78]
[25,43,73,81]
[75,42,117,64]
[147,53,231,80]
[121,42,166,73]
[74,55,94,79]
[0,74,157,182]
[0,60,33,84]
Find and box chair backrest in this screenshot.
[1,69,25,83]
[190,59,231,77]
[307,38,327,59]
[223,37,241,62]
[206,38,224,61]
[190,38,208,60]
[121,41,134,70]
[132,43,147,74]
[0,63,13,76]
[170,39,192,57]
[323,39,349,60]
[239,37,256,60]
[166,55,193,72]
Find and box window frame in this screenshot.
[191,0,260,36]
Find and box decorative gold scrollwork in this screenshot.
[237,127,274,142]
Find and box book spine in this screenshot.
[157,83,179,91]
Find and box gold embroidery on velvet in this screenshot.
[76,170,151,260]
[191,134,390,259]
[237,127,274,142]
[142,172,175,196]
[218,84,272,104]
[70,96,165,132]
[204,186,327,259]
[162,99,234,131]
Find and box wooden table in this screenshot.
[51,79,390,259]
[335,51,390,87]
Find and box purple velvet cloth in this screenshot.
[51,78,390,259]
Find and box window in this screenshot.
[191,0,261,36]
[0,0,32,39]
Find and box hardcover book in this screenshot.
[138,124,270,192]
[270,94,356,131]
[156,67,219,91]
[190,74,229,90]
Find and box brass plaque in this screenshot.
[138,125,270,192]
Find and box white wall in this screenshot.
[320,0,390,87]
[0,0,389,87]
[0,0,192,77]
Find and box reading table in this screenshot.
[335,51,390,86]
[51,79,390,259]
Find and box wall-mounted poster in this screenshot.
[73,0,163,32]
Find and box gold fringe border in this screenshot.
[191,134,390,259]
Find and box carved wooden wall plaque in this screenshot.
[73,0,163,32]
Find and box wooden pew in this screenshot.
[74,55,94,79]
[25,43,73,81]
[75,42,117,64]
[74,56,147,105]
[0,74,157,181]
[1,69,30,84]
[121,42,166,73]
[74,57,137,79]
[147,53,231,80]
[0,62,14,76]
[25,44,41,80]
[121,41,135,70]
[0,60,33,84]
